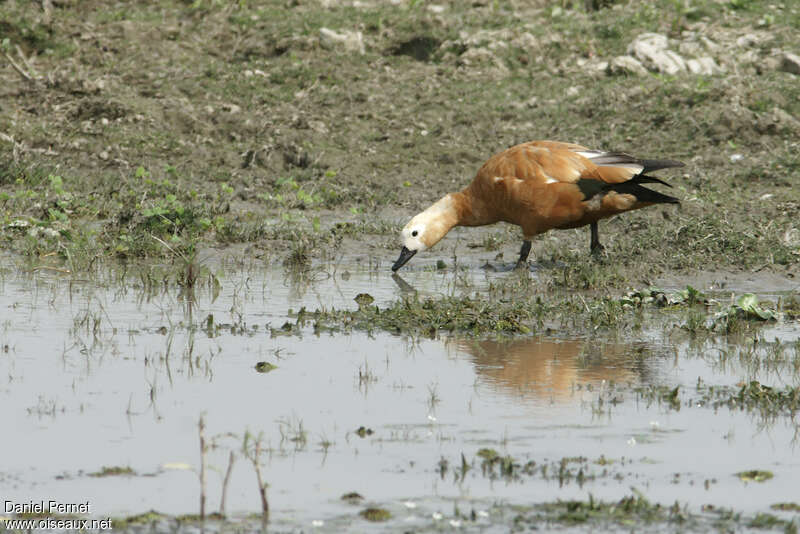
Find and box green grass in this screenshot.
[0,0,796,284]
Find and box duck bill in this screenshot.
[391,246,417,271]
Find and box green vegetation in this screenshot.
[0,0,797,286]
[359,507,392,522]
[88,466,135,477]
[636,377,800,423]
[110,511,167,529]
[518,491,685,528]
[736,470,774,483]
[296,283,796,339]
[254,361,277,373]
[1,1,799,531]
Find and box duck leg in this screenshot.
[515,240,532,269]
[590,222,604,254]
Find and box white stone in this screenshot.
[607,55,648,76]
[679,41,702,57]
[628,33,686,74]
[510,32,539,52]
[738,50,758,65]
[780,52,800,75]
[699,36,720,52]
[319,27,365,54]
[736,34,759,48]
[458,47,509,75]
[630,32,669,53]
[686,56,720,75]
[661,50,688,74]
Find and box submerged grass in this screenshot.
[637,377,800,424]
[298,279,797,339]
[1,1,799,530]
[516,491,688,529]
[88,466,135,477]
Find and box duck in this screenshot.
[391,140,683,271]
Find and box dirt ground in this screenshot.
[1,0,798,286]
[2,2,800,531]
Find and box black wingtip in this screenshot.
[640,158,685,173]
[610,182,680,205]
[633,174,673,188]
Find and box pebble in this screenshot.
[628,33,686,74]
[780,52,800,75]
[319,27,365,54]
[607,55,648,76]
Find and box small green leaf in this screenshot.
[354,293,374,307]
[736,470,773,483]
[735,294,775,320]
[255,361,277,373]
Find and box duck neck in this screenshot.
[415,193,466,249]
[453,188,490,227]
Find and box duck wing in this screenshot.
[476,141,684,187]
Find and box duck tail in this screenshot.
[639,158,685,173]
[629,174,672,187]
[609,182,680,205]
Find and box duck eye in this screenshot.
[412,230,418,237]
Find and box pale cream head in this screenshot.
[401,194,460,250]
[392,194,461,271]
[399,215,430,252]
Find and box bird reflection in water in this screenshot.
[389,274,653,403]
[454,337,650,403]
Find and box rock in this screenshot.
[628,33,686,74]
[678,41,702,57]
[754,106,800,135]
[761,53,782,72]
[631,32,668,53]
[319,27,365,54]
[458,28,513,48]
[660,50,687,75]
[607,55,648,76]
[736,34,759,48]
[309,120,329,134]
[686,56,720,75]
[780,52,800,75]
[738,50,758,66]
[771,107,800,130]
[699,36,720,52]
[457,47,509,75]
[510,32,539,52]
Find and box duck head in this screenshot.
[392,194,460,271]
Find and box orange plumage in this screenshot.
[392,140,683,271]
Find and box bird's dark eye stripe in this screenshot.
[412,230,418,237]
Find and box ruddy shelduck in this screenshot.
[392,140,683,271]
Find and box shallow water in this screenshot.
[1,257,799,531]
